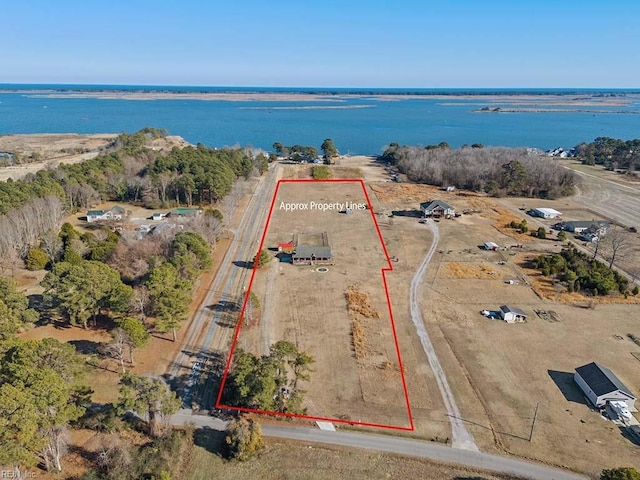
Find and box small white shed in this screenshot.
[499,305,527,323]
[484,241,499,251]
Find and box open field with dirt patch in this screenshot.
[0,133,188,181]
[368,179,640,474]
[230,181,412,428]
[0,133,116,181]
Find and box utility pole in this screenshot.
[529,401,540,442]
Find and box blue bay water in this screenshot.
[1,86,640,155]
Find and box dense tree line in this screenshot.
[272,142,318,161]
[0,129,266,264]
[0,337,89,475]
[0,195,66,262]
[225,341,314,414]
[145,145,267,206]
[381,144,577,198]
[574,136,640,171]
[531,245,629,295]
[35,220,212,340]
[0,277,39,339]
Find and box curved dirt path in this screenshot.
[409,220,478,451]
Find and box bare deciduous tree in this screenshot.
[130,286,150,322]
[600,225,632,269]
[40,230,63,265]
[386,146,578,199]
[103,329,128,373]
[40,426,68,473]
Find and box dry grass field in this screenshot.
[6,137,640,476]
[366,181,640,475]
[183,437,526,480]
[0,134,116,181]
[234,181,413,428]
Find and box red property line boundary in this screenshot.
[215,178,415,431]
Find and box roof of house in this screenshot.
[420,199,454,211]
[293,246,333,258]
[87,210,104,216]
[575,362,636,399]
[533,207,562,215]
[278,242,295,247]
[566,220,608,229]
[109,205,126,213]
[499,305,527,317]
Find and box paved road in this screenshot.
[410,220,478,451]
[169,411,586,480]
[261,425,587,480]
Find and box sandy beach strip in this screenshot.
[4,90,640,106]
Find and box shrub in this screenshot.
[600,467,640,480]
[311,165,331,180]
[557,230,567,241]
[537,226,546,239]
[226,416,264,461]
[25,247,49,270]
[632,285,639,296]
[253,249,271,268]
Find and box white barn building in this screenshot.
[531,207,562,219]
[574,362,637,411]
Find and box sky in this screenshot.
[1,0,639,88]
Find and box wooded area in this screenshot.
[531,245,630,295]
[0,128,267,263]
[574,136,640,171]
[381,144,577,198]
[0,129,240,476]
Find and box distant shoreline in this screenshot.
[2,87,640,106]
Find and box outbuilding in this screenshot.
[574,362,637,411]
[484,241,499,251]
[499,305,527,323]
[277,242,295,254]
[530,207,562,219]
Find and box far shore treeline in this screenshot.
[381,142,578,199]
[380,137,639,200]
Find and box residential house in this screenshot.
[86,205,127,223]
[292,246,334,266]
[574,362,637,411]
[86,210,105,223]
[420,200,455,218]
[102,205,127,221]
[564,220,609,235]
